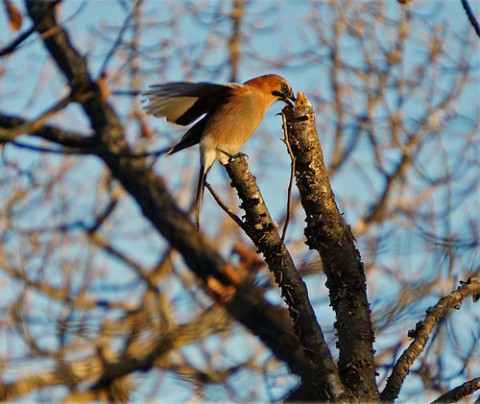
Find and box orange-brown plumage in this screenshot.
[142,74,295,229]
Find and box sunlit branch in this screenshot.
[381,278,480,401]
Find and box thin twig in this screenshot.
[461,0,480,38]
[0,94,72,141]
[122,146,170,158]
[3,137,168,158]
[98,2,138,78]
[0,26,36,57]
[0,1,61,57]
[432,377,480,403]
[281,110,295,243]
[4,141,94,155]
[205,182,244,227]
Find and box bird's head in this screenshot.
[270,76,296,107]
[244,74,296,107]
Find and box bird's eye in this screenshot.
[281,83,289,94]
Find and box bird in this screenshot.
[142,74,296,229]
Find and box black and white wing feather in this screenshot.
[142,82,239,126]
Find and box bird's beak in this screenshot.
[273,89,296,107]
[285,93,296,107]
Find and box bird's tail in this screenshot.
[195,164,209,230]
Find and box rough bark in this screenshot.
[226,156,348,401]
[284,93,379,401]
[381,279,480,401]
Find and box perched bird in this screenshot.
[142,74,296,229]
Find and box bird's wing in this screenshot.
[142,82,242,126]
[166,116,207,155]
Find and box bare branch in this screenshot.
[381,279,480,401]
[432,377,480,403]
[205,182,244,227]
[225,154,348,401]
[280,110,296,243]
[284,93,378,401]
[0,113,95,148]
[461,0,480,38]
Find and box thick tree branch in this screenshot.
[228,0,244,82]
[284,93,378,401]
[0,113,95,148]
[225,155,348,401]
[381,278,480,401]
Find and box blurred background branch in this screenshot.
[0,0,478,401]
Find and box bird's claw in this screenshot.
[231,152,249,162]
